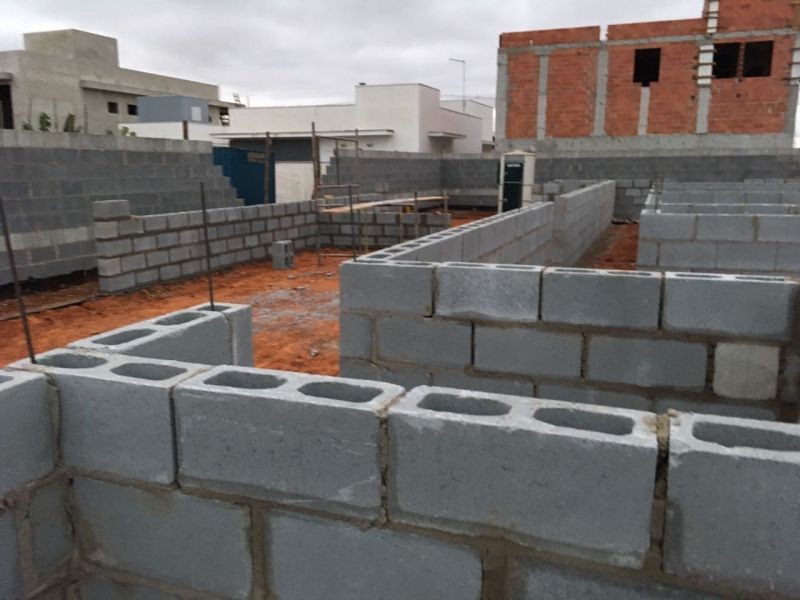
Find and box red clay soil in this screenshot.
[580,222,640,270]
[0,209,495,373]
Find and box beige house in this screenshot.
[0,29,232,134]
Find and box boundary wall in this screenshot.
[4,306,800,598]
[93,199,317,293]
[317,211,450,249]
[0,131,240,285]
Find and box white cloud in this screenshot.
[0,0,703,105]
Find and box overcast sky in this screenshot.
[0,0,702,107]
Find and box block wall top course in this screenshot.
[388,386,658,567]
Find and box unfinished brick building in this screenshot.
[497,0,800,141]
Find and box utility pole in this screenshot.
[449,58,466,113]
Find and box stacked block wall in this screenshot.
[317,211,451,250]
[0,131,240,285]
[93,199,317,293]
[638,181,800,274]
[5,306,800,598]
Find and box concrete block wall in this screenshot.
[341,262,799,421]
[317,210,450,250]
[0,370,74,600]
[6,307,800,598]
[638,210,800,275]
[93,199,317,293]
[0,133,240,285]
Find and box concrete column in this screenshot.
[786,34,800,145]
[695,43,714,134]
[495,51,509,144]
[637,87,650,136]
[593,46,609,136]
[537,53,549,140]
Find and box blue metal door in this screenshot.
[213,147,275,206]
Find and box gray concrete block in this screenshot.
[0,371,54,498]
[175,366,403,518]
[541,268,661,330]
[339,312,373,360]
[639,213,695,240]
[189,302,253,367]
[509,557,721,599]
[265,511,482,600]
[93,220,118,240]
[74,477,252,599]
[121,254,146,273]
[29,478,72,577]
[475,326,582,379]
[93,199,130,221]
[658,242,716,269]
[133,236,157,253]
[389,387,658,567]
[0,510,21,600]
[713,343,780,401]
[376,316,471,369]
[431,370,534,397]
[662,273,798,341]
[80,575,180,600]
[96,239,132,258]
[654,397,776,421]
[537,384,652,412]
[339,358,430,389]
[696,215,754,242]
[340,260,434,316]
[715,242,777,271]
[588,336,707,390]
[637,240,658,266]
[757,215,800,243]
[20,351,201,483]
[664,413,800,597]
[71,309,232,365]
[435,263,541,322]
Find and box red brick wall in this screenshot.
[717,0,793,31]
[605,46,640,136]
[607,19,706,39]
[505,53,539,139]
[707,35,794,133]
[647,42,700,134]
[546,47,598,137]
[500,26,599,48]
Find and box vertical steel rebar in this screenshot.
[199,182,216,311]
[413,191,420,239]
[0,195,35,362]
[348,184,357,261]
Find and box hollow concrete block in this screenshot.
[0,371,55,498]
[541,268,662,330]
[74,477,251,599]
[189,302,253,367]
[175,366,404,518]
[16,350,204,483]
[435,262,541,322]
[28,477,72,579]
[475,326,582,379]
[713,343,780,401]
[69,308,232,365]
[79,575,180,600]
[663,273,798,341]
[665,413,800,597]
[340,260,434,316]
[264,511,482,600]
[388,387,658,567]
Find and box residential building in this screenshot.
[0,29,231,134]
[496,0,800,147]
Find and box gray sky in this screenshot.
[0,0,702,106]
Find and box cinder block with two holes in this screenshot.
[14,350,204,483]
[174,365,404,518]
[665,413,800,597]
[188,302,253,367]
[69,308,232,365]
[388,387,658,567]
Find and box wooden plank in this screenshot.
[320,196,447,214]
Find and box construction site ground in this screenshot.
[0,215,638,374]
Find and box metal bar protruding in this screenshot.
[413,191,420,239]
[0,194,35,363]
[348,184,357,261]
[199,182,215,311]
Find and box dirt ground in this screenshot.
[1,215,638,373]
[0,209,494,373]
